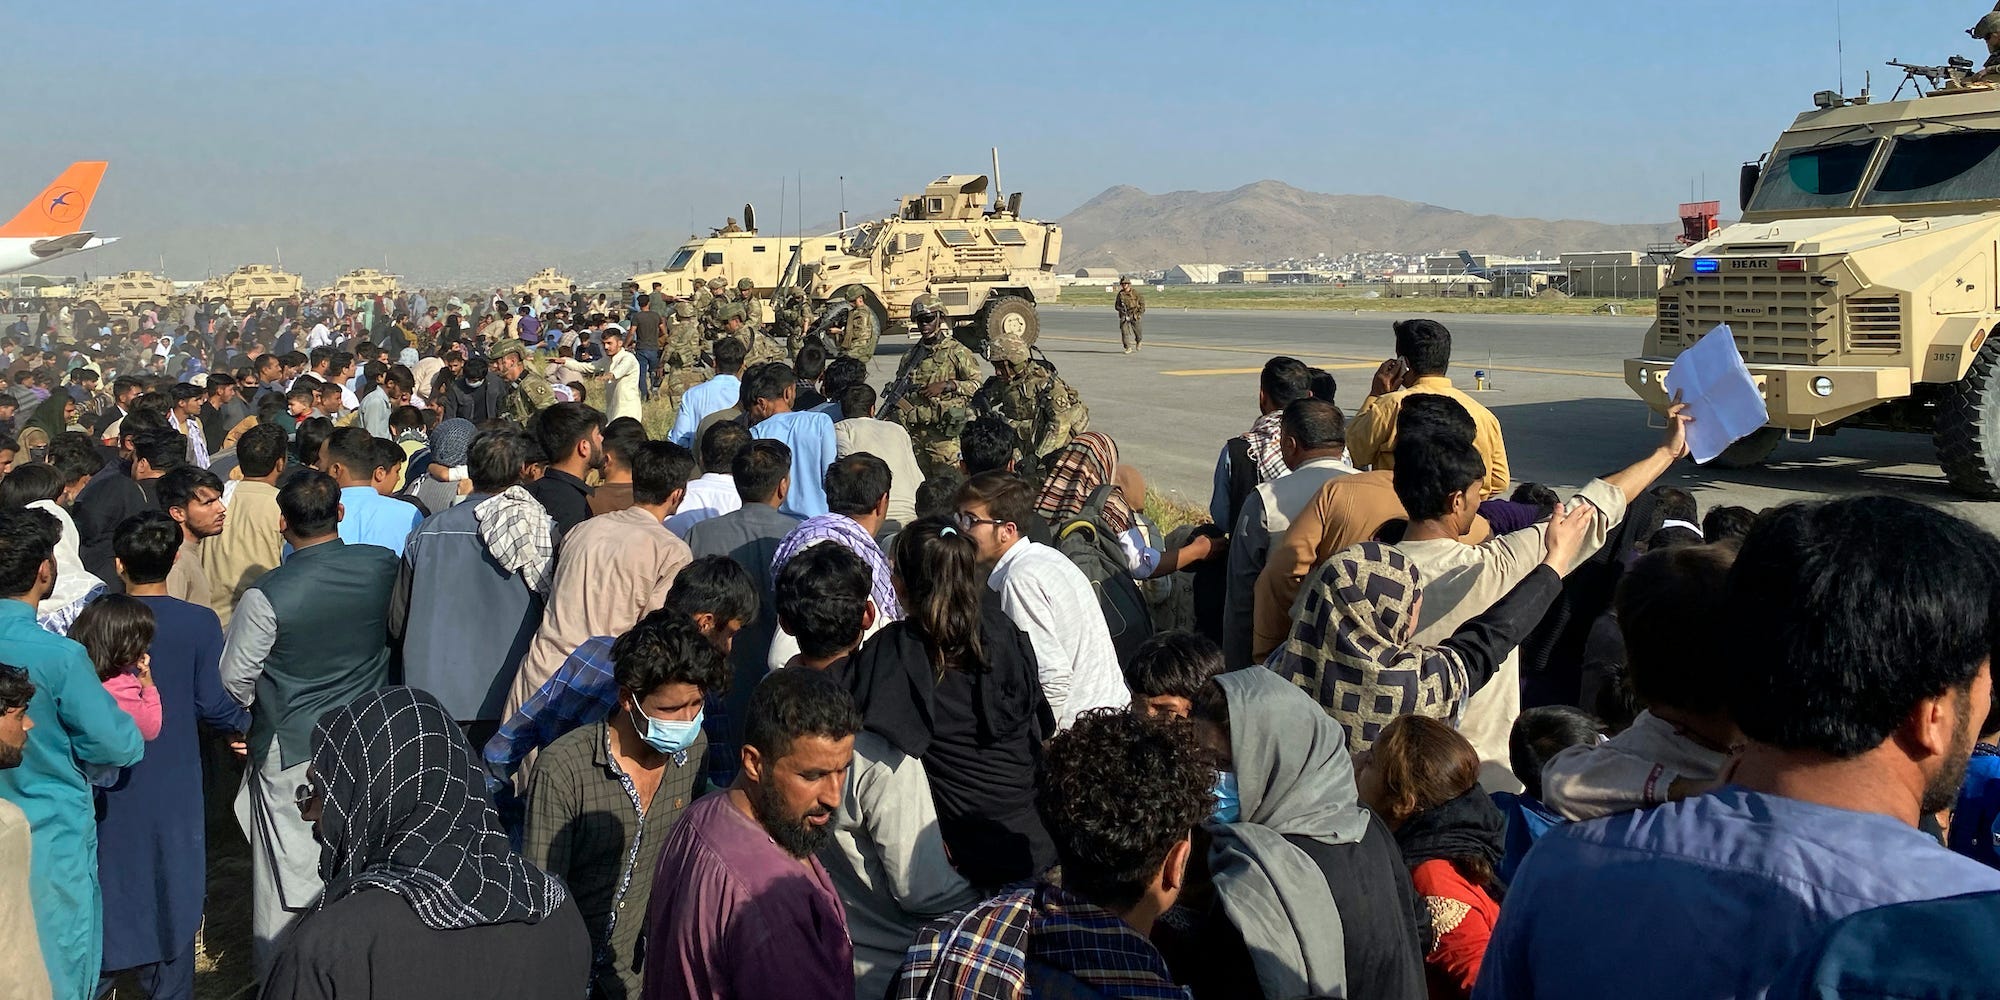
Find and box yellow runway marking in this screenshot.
[1045,334,1620,380]
[1162,363,1379,377]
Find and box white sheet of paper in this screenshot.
[1662,324,1769,464]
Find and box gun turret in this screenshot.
[1887,55,1977,96]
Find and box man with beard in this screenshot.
[1476,495,2000,1000]
[642,667,858,1000]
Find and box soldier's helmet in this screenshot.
[845,285,866,302]
[674,301,696,319]
[708,277,727,290]
[737,277,755,291]
[720,304,746,324]
[988,329,1029,366]
[909,295,942,327]
[1974,10,2000,37]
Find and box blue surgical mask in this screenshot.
[630,704,704,757]
[1211,770,1241,824]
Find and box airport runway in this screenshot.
[979,304,2000,532]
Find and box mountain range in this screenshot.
[42,179,1677,288]
[1053,180,1678,272]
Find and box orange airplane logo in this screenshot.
[0,161,108,238]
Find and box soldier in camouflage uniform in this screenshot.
[972,328,1089,483]
[1973,8,2000,82]
[704,277,736,338]
[1115,276,1145,354]
[884,297,984,476]
[735,277,760,330]
[691,277,716,315]
[834,286,878,366]
[661,299,707,408]
[720,307,785,369]
[771,284,811,358]
[491,338,557,424]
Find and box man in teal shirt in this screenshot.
[0,507,144,1000]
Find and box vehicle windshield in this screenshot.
[665,247,695,271]
[847,221,885,256]
[1747,139,1878,212]
[1862,130,2000,206]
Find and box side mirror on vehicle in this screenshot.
[1739,161,1762,213]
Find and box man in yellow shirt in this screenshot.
[1345,318,1509,495]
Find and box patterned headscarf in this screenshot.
[310,687,566,929]
[427,417,476,468]
[1032,431,1134,533]
[1265,541,1473,753]
[1241,409,1292,483]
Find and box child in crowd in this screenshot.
[1121,630,1226,721]
[1494,705,1601,883]
[1543,544,1739,821]
[69,594,161,786]
[1358,714,1507,1000]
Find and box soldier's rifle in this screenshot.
[1887,56,1976,97]
[879,339,933,417]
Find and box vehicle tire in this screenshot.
[1709,426,1783,469]
[1935,339,2000,499]
[980,296,1038,351]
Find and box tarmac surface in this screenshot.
[934,303,2000,530]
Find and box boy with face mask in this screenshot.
[522,613,728,1000]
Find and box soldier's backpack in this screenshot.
[1051,484,1156,667]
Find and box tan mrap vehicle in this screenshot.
[77,270,176,315]
[318,267,401,300]
[1625,65,2000,497]
[630,205,842,326]
[781,173,1062,351]
[515,267,574,300]
[200,264,304,312]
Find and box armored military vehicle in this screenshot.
[77,270,176,314]
[515,267,573,300]
[781,173,1062,350]
[629,205,840,326]
[318,267,401,300]
[200,264,303,311]
[1625,61,2000,497]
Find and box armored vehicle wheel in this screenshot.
[1709,427,1782,469]
[1935,340,2000,499]
[981,296,1038,351]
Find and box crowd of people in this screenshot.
[0,288,1995,1000]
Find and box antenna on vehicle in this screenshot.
[991,147,1003,211]
[1836,0,1846,95]
[839,175,847,231]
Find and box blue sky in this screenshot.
[6,1,1984,276]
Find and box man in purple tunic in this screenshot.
[642,667,857,1000]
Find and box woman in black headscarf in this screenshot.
[843,516,1056,889]
[261,687,588,1000]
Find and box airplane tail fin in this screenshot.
[1456,250,1485,275]
[0,162,108,239]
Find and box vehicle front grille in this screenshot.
[1656,295,1682,346]
[1677,274,1834,364]
[1843,295,1904,353]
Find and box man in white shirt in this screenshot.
[666,422,748,538]
[830,383,921,528]
[1393,393,1689,790]
[1221,398,1354,668]
[953,471,1128,731]
[305,318,334,351]
[551,328,642,424]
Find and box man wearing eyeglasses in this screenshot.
[952,471,1128,733]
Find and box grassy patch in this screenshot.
[1060,286,1655,316]
[1144,488,1212,532]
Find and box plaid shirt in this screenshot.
[483,636,619,788]
[482,634,741,793]
[895,882,1189,1000]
